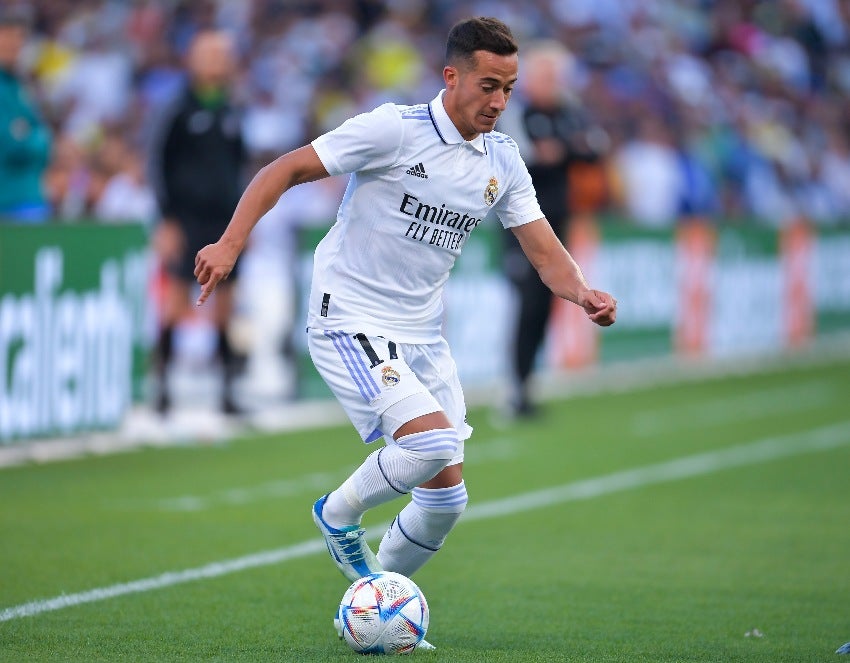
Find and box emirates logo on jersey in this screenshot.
[484,177,499,206]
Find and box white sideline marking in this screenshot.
[151,471,345,512]
[2,420,848,623]
[465,420,850,520]
[125,438,518,513]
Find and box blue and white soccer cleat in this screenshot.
[312,494,383,582]
[837,642,850,654]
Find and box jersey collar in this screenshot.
[428,90,487,155]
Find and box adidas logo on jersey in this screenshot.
[406,162,428,178]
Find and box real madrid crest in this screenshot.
[381,366,401,387]
[484,177,499,206]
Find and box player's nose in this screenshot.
[490,90,508,112]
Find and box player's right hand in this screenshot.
[578,288,617,327]
[194,241,236,306]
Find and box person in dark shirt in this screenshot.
[0,7,51,223]
[501,42,606,418]
[149,29,246,415]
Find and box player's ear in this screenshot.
[443,65,458,89]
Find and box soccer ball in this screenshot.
[338,571,429,655]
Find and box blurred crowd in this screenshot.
[5,0,850,229]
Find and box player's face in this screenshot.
[444,50,518,140]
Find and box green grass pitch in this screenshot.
[1,353,849,662]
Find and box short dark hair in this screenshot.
[445,17,518,68]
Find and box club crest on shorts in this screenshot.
[484,177,498,206]
[381,366,401,387]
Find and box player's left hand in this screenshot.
[578,288,617,327]
[194,241,238,306]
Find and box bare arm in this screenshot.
[511,218,617,326]
[194,145,329,305]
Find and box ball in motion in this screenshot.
[338,571,429,655]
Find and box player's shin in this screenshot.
[377,481,468,577]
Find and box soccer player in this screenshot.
[194,16,617,647]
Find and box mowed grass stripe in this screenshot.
[3,419,848,624]
[120,437,521,513]
[629,378,840,436]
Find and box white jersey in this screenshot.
[309,90,544,343]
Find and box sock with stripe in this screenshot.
[320,429,459,529]
[377,482,468,577]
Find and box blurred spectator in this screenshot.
[148,29,247,416]
[11,0,850,230]
[0,6,51,223]
[43,133,90,219]
[237,176,346,404]
[819,121,850,222]
[499,40,607,417]
[92,131,157,224]
[612,113,684,227]
[4,0,850,392]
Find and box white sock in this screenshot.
[377,482,467,577]
[321,448,402,528]
[320,430,458,529]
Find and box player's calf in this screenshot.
[378,481,468,576]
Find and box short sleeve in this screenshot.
[311,103,404,176]
[493,155,544,229]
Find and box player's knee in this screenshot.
[381,428,460,492]
[394,427,460,462]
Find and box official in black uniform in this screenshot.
[502,42,605,417]
[150,30,246,415]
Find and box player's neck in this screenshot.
[441,94,479,142]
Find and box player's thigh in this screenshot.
[307,329,442,443]
[402,338,472,466]
[404,338,471,440]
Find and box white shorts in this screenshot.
[307,328,472,464]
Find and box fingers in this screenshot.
[196,277,218,307]
[193,247,230,306]
[587,290,617,326]
[193,255,209,284]
[195,267,231,306]
[589,309,616,326]
[583,289,605,311]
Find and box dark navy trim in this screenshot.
[428,99,487,153]
[396,515,440,552]
[427,102,447,144]
[377,448,408,494]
